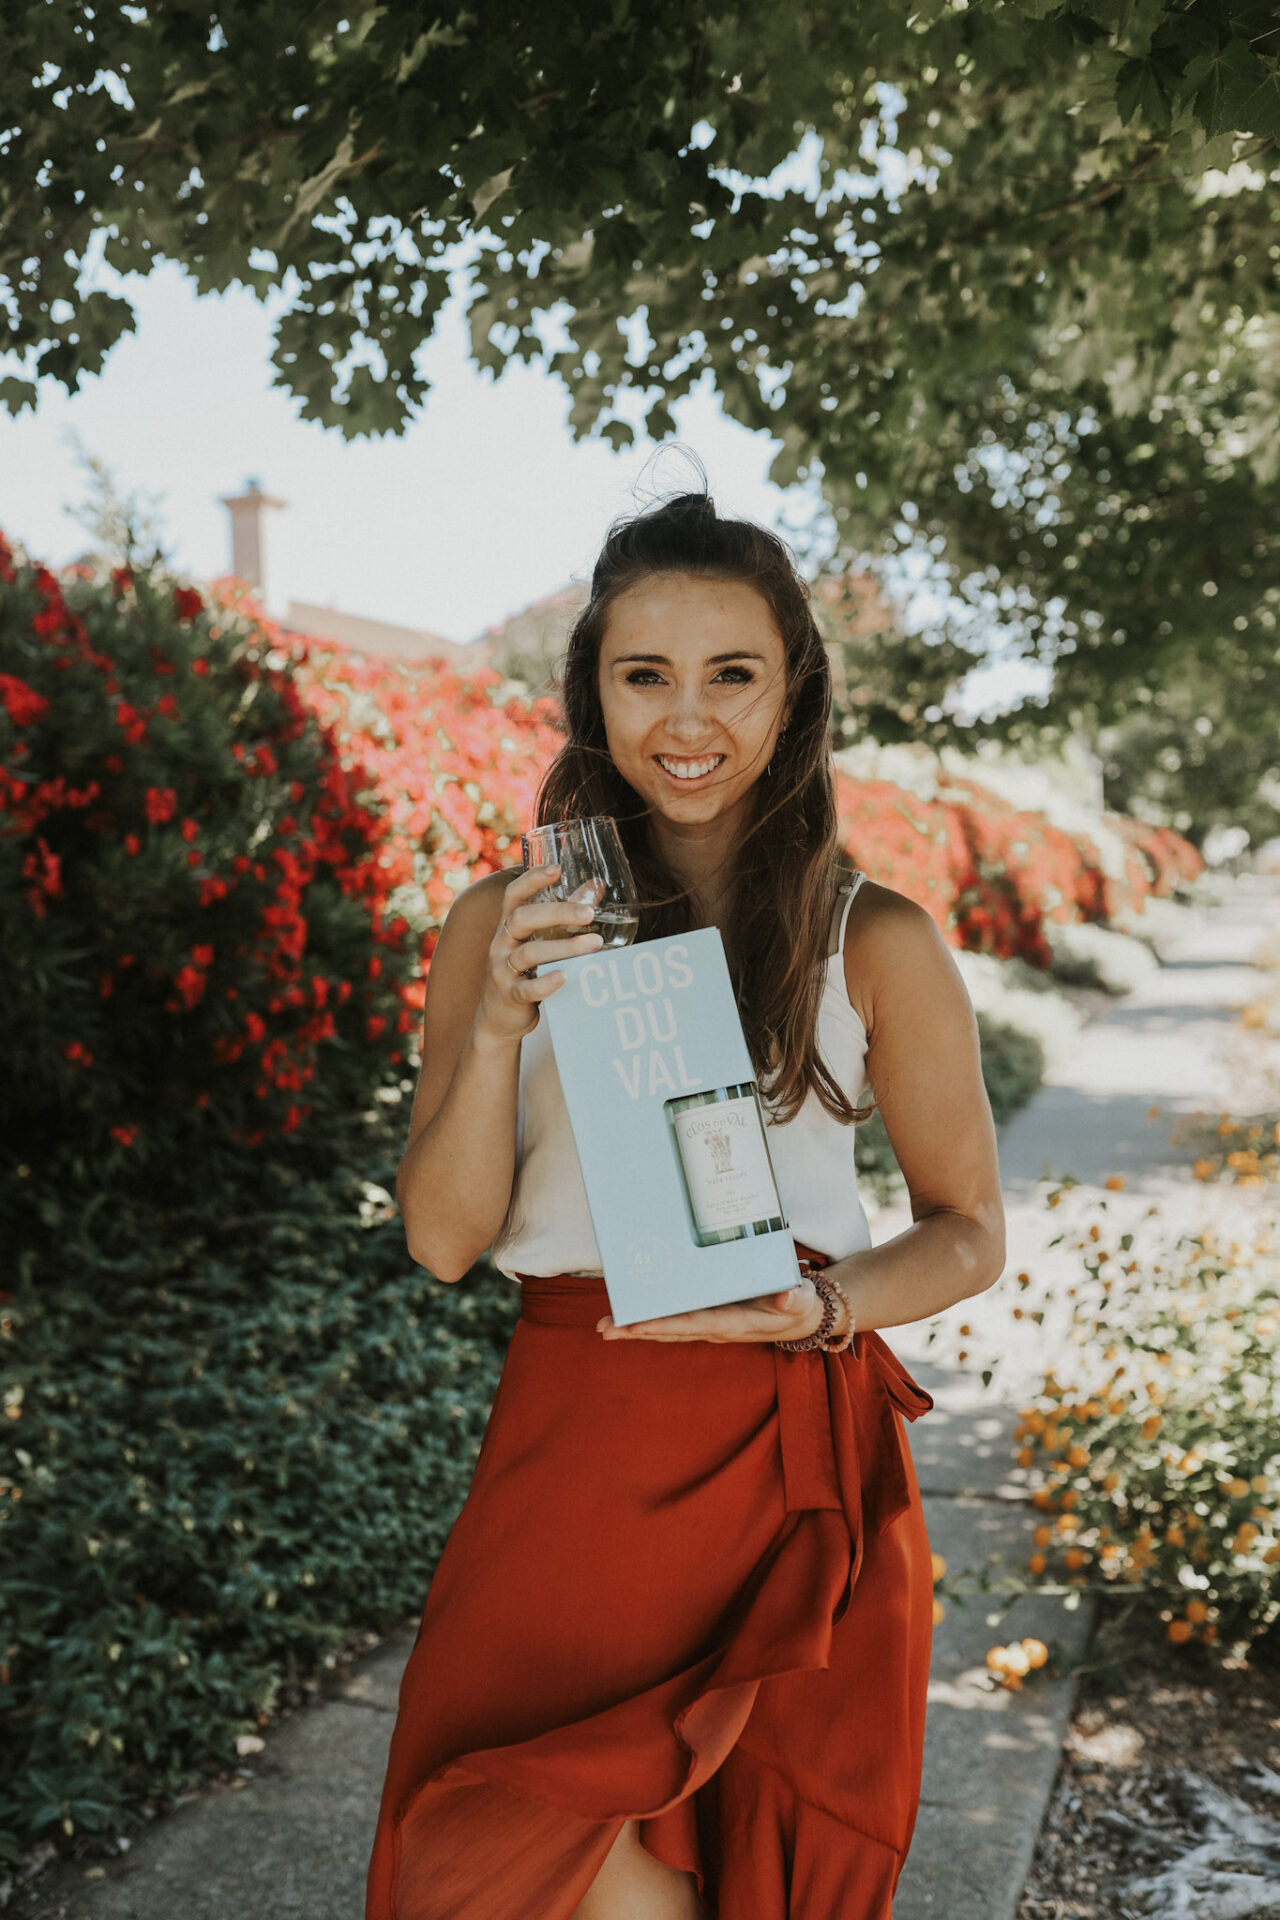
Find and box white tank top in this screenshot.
[490,872,874,1279]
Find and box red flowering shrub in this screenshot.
[0,521,1205,1263]
[285,633,563,964]
[0,533,419,1260]
[275,641,1202,979]
[832,767,1200,966]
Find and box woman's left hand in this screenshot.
[596,1275,826,1344]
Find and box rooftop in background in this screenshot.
[281,599,492,669]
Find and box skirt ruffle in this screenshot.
[365,1247,935,1919]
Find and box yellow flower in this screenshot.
[930,1552,947,1582]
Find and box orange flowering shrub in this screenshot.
[0,536,420,1259]
[1179,1111,1280,1188]
[1014,1209,1280,1661]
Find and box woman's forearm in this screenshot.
[828,1206,1005,1336]
[396,1024,524,1282]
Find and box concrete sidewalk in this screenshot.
[11,873,1280,1920]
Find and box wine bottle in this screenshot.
[665,1082,789,1248]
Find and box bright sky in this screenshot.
[0,258,821,646]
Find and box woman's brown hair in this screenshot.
[535,486,872,1126]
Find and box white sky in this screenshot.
[0,259,815,645]
[0,251,1048,715]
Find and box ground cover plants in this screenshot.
[0,1101,521,1872]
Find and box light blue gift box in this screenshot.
[542,926,803,1326]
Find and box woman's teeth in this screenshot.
[656,754,725,781]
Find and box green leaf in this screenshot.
[0,377,37,416]
[1115,53,1173,133]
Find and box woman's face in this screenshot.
[596,573,791,834]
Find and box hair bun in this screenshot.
[653,490,716,521]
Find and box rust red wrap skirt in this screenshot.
[365,1245,935,1919]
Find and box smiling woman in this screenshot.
[600,574,785,817]
[367,485,1005,1920]
[536,493,860,1128]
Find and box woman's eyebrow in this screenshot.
[609,651,766,665]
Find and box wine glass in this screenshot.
[521,817,639,950]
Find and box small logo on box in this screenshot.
[626,1236,673,1279]
[705,1129,734,1174]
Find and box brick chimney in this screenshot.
[219,477,285,605]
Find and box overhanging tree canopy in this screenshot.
[3,2,1279,823]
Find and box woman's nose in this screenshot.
[665,688,715,739]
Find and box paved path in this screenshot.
[12,874,1279,1920]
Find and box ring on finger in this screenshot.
[505,949,526,977]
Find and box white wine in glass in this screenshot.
[521,817,639,950]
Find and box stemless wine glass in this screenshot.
[521,817,639,951]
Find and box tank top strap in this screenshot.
[828,868,867,960]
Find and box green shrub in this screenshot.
[0,1105,520,1865]
[978,1015,1047,1128]
[0,533,420,1271]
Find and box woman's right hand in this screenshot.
[474,863,605,1044]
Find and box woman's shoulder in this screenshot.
[432,864,524,966]
[839,878,958,1036]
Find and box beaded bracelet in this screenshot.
[776,1266,854,1354]
[819,1269,855,1354]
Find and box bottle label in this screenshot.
[670,1094,781,1234]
